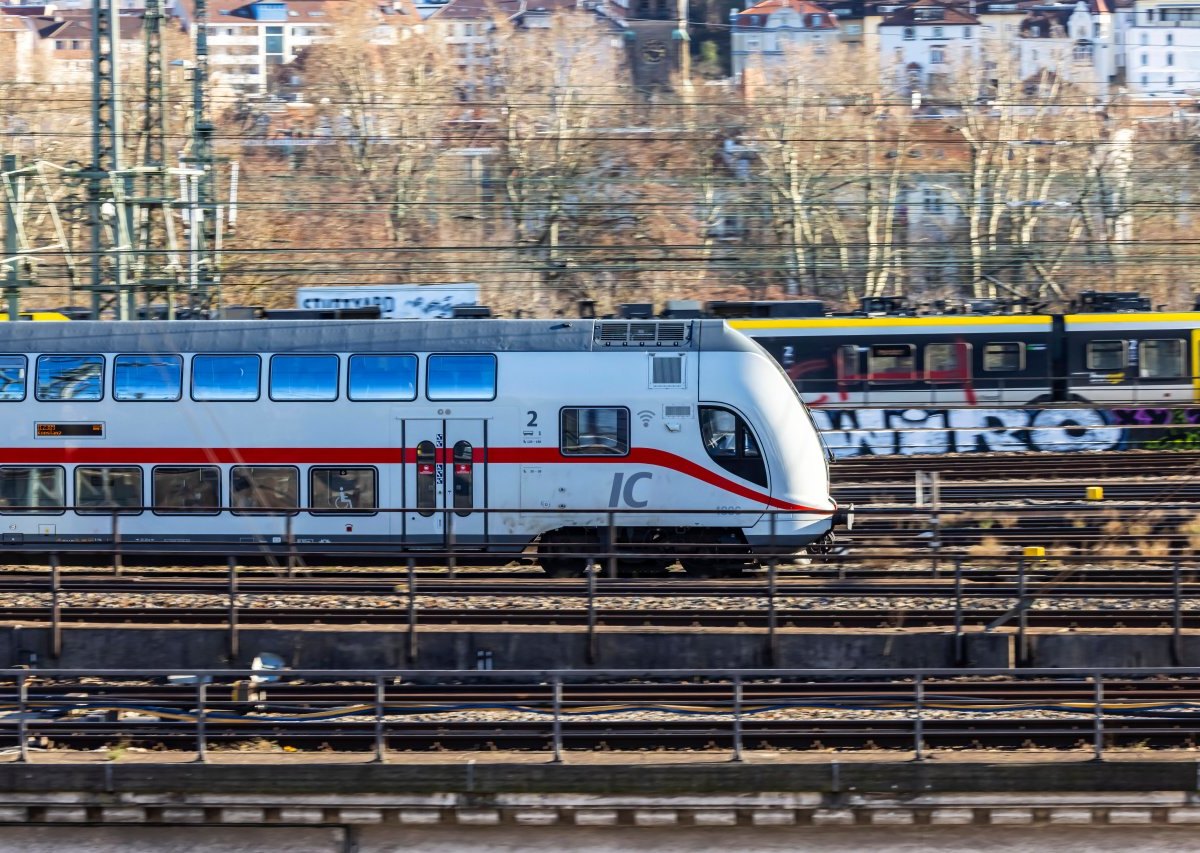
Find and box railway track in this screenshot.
[833,450,1200,483]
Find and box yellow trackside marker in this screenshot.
[1023,546,1047,558]
[1086,486,1104,501]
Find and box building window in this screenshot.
[922,186,944,212]
[1140,32,1148,45]
[1169,74,1176,86]
[54,40,66,50]
[931,46,946,64]
[1141,53,1148,65]
[903,26,915,39]
[1168,52,1175,65]
[931,25,944,37]
[1167,32,1173,45]
[1141,74,1148,85]
[963,26,971,37]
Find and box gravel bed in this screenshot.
[0,593,1196,611]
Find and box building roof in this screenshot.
[29,11,144,40]
[880,0,979,26]
[734,0,837,29]
[428,0,578,22]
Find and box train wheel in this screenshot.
[537,529,599,578]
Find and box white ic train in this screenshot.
[0,319,845,575]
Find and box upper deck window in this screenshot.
[1087,340,1127,372]
[270,355,339,401]
[983,342,1024,372]
[36,355,103,401]
[427,354,496,401]
[0,355,27,401]
[1141,339,1186,378]
[348,354,417,401]
[192,355,260,401]
[867,344,915,383]
[114,354,183,401]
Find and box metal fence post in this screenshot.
[731,676,744,763]
[586,560,597,665]
[374,674,386,763]
[1092,673,1104,761]
[112,510,122,575]
[606,512,617,579]
[16,672,28,763]
[914,674,925,761]
[551,676,563,763]
[1173,560,1184,667]
[406,559,418,666]
[766,561,778,666]
[1016,556,1027,665]
[285,515,296,577]
[227,557,239,661]
[446,508,456,579]
[196,680,208,764]
[929,473,941,575]
[953,558,964,665]
[49,553,61,660]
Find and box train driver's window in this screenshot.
[192,355,260,401]
[982,342,1024,372]
[1141,339,1186,378]
[270,355,339,401]
[36,355,103,401]
[0,467,64,514]
[310,467,377,514]
[867,344,914,383]
[153,467,221,515]
[0,355,27,401]
[561,407,630,456]
[230,466,299,515]
[114,354,182,401]
[925,343,970,382]
[348,354,417,401]
[427,354,497,401]
[699,407,767,487]
[75,466,143,515]
[1086,340,1127,372]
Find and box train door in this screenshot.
[399,419,488,549]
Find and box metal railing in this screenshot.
[3,665,1200,763]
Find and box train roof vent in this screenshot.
[594,321,692,347]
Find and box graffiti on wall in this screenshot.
[811,407,1200,458]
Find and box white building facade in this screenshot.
[877,0,982,94]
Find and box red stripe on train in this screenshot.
[0,447,834,515]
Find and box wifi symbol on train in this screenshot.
[637,410,655,427]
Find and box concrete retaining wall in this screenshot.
[1,624,1016,672]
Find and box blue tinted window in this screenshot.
[192,355,260,401]
[270,355,339,401]
[348,354,417,401]
[0,355,27,401]
[36,355,103,401]
[427,354,496,401]
[114,354,182,401]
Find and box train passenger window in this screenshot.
[310,467,377,514]
[983,342,1024,372]
[560,408,630,456]
[1141,339,1186,378]
[114,354,182,401]
[867,344,914,383]
[230,466,299,515]
[153,467,221,515]
[75,466,143,515]
[348,354,417,401]
[270,355,339,401]
[427,354,497,401]
[36,355,103,401]
[925,343,970,382]
[836,345,860,383]
[192,355,260,401]
[1086,340,1127,371]
[0,467,64,514]
[699,407,767,488]
[0,355,27,401]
